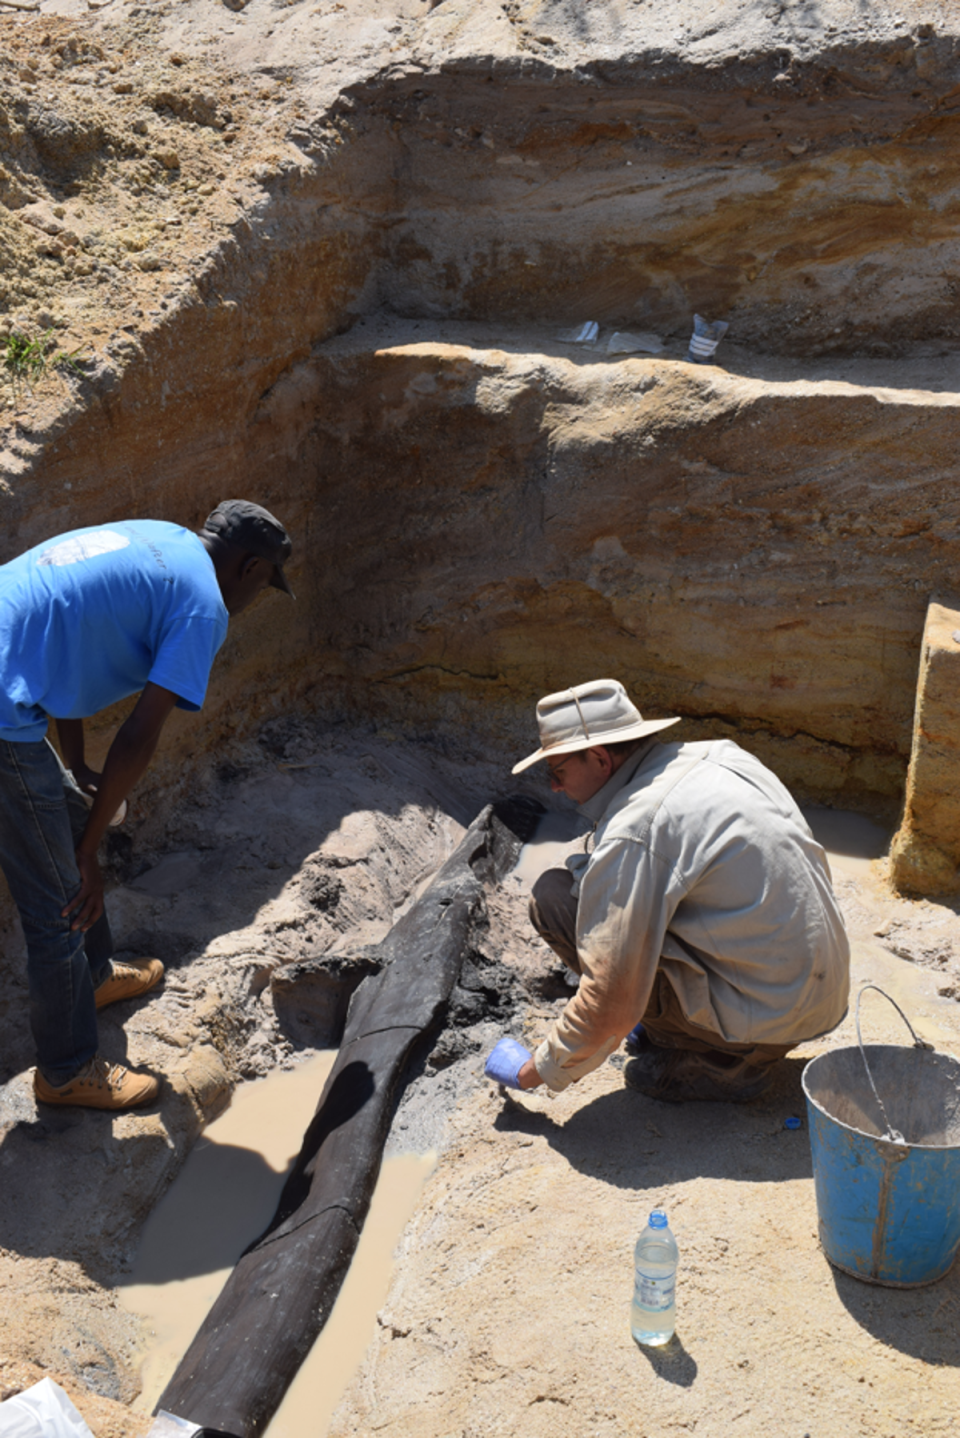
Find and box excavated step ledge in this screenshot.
[252,315,960,818]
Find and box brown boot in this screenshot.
[34,1055,160,1110]
[94,957,164,1010]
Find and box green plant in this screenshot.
[2,328,88,390]
[2,329,51,383]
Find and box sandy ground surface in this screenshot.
[328,829,960,1438]
[0,727,959,1435]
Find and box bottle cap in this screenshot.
[648,1209,668,1228]
[785,1116,802,1130]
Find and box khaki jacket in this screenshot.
[534,739,851,1092]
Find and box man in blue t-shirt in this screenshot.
[0,500,293,1111]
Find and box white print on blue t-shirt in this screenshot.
[36,531,131,567]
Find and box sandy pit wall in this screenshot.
[891,596,960,893]
[275,323,960,818]
[339,45,960,356]
[4,8,960,860]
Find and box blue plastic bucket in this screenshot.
[801,989,960,1287]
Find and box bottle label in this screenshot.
[634,1273,675,1311]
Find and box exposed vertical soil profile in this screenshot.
[3,2,960,1435]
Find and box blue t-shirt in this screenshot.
[0,520,229,742]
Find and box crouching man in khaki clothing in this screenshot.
[487,679,850,1104]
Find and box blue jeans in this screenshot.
[0,737,114,1084]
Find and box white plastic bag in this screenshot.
[686,313,728,364]
[557,320,599,344]
[606,330,664,355]
[0,1379,93,1438]
[146,1414,202,1438]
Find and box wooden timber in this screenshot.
[156,796,541,1437]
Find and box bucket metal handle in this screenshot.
[855,985,934,1145]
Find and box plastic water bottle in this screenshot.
[631,1209,678,1345]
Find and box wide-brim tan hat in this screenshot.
[512,679,680,775]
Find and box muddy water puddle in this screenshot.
[267,1150,434,1437]
[120,1053,434,1435]
[801,806,889,880]
[120,800,890,1432]
[512,809,588,887]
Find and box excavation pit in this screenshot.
[5,0,960,1433]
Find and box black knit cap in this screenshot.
[201,500,294,597]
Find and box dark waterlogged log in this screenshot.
[157,796,542,1438]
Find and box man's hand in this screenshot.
[62,849,105,932]
[485,1037,543,1091]
[72,762,103,796]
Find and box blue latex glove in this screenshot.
[484,1036,532,1089]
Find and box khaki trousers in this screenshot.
[529,867,792,1071]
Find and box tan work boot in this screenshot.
[94,957,164,1010]
[34,1055,160,1110]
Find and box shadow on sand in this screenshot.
[496,1053,960,1368]
[632,1333,698,1387]
[495,1057,814,1190]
